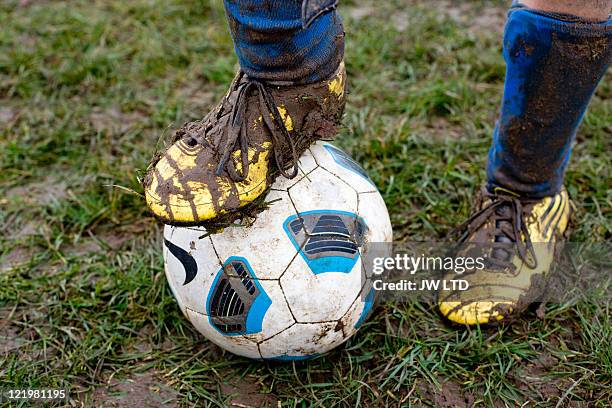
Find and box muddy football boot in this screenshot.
[144,62,346,226]
[438,187,573,325]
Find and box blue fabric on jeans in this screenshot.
[223,0,344,84]
[487,7,611,197]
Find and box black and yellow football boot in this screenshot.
[143,62,346,226]
[438,186,573,325]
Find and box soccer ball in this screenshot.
[163,141,392,360]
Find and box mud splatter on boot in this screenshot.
[143,62,347,227]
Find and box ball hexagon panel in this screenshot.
[270,147,318,192]
[357,191,393,244]
[339,281,376,334]
[297,146,319,174]
[311,142,378,194]
[288,166,358,216]
[258,321,347,360]
[279,254,363,323]
[210,189,299,280]
[185,308,261,359]
[241,279,296,343]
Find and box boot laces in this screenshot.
[451,190,538,271]
[215,76,299,182]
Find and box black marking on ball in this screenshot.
[164,239,198,285]
[290,213,367,261]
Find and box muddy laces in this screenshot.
[215,77,299,182]
[451,190,538,270]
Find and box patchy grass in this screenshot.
[1,0,610,406]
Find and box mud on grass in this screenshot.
[1,0,611,406]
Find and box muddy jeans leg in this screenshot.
[223,0,344,84]
[486,4,611,197]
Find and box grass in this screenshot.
[1,0,610,406]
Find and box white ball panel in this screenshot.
[288,167,358,216]
[280,257,363,323]
[163,232,185,315]
[358,191,393,244]
[339,282,375,335]
[242,279,295,343]
[210,190,298,280]
[184,308,261,359]
[258,322,347,359]
[310,142,378,194]
[270,147,318,192]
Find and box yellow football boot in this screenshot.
[438,187,573,325]
[144,62,346,226]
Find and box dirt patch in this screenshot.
[346,1,507,34]
[13,221,38,239]
[220,376,278,408]
[62,218,155,255]
[0,321,27,355]
[17,0,39,7]
[88,370,179,408]
[0,106,17,124]
[124,325,182,355]
[0,308,49,361]
[508,353,576,402]
[1,246,34,271]
[4,175,68,206]
[63,221,152,256]
[64,232,132,256]
[90,107,147,135]
[443,1,507,35]
[0,210,44,240]
[178,81,216,120]
[417,378,475,408]
[346,5,375,21]
[425,117,464,140]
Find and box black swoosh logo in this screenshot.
[164,239,198,285]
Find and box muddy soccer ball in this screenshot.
[162,141,392,360]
